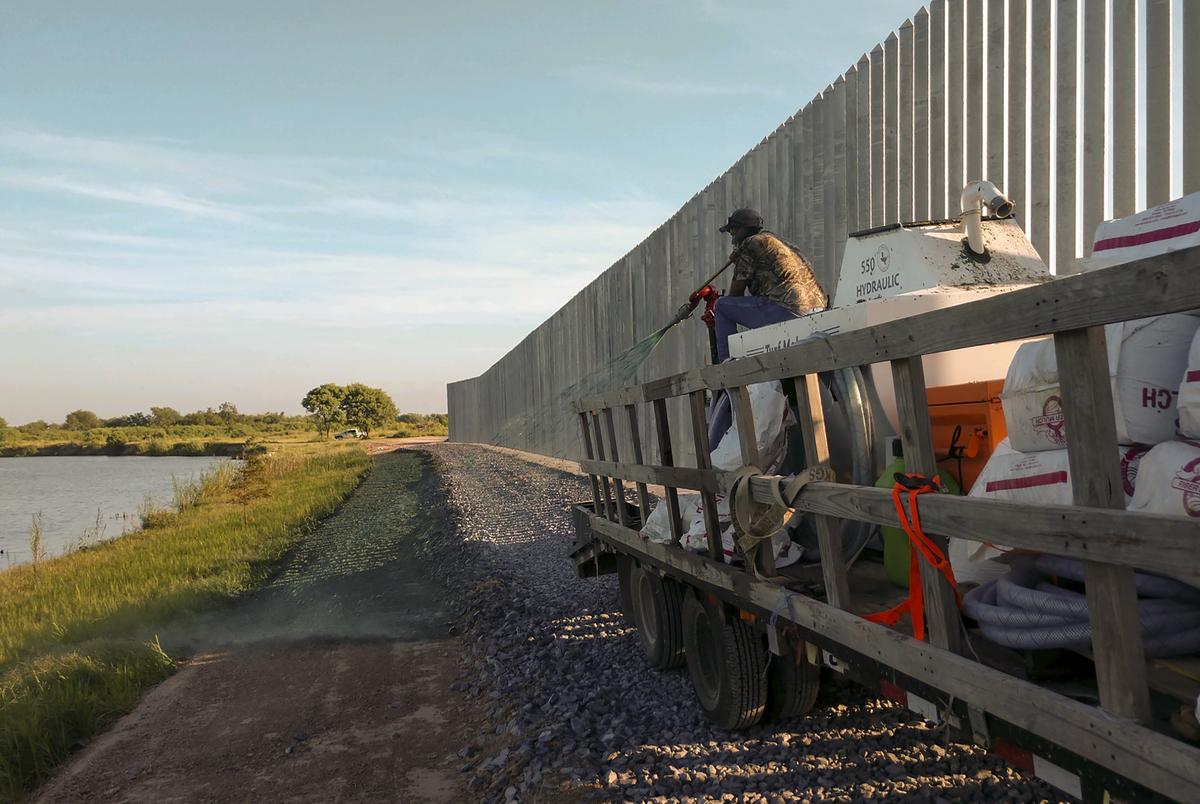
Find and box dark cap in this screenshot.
[719,207,763,233]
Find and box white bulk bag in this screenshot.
[1001,315,1200,452]
[1127,439,1200,519]
[640,493,703,544]
[949,440,1148,584]
[1179,329,1200,439]
[710,381,791,472]
[1084,192,1200,272]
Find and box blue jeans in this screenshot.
[707,296,801,447]
[714,295,801,363]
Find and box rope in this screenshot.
[864,473,962,642]
[728,464,834,578]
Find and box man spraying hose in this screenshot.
[701,208,828,446]
[715,207,828,363]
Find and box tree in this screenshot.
[150,406,182,426]
[217,402,239,424]
[64,409,101,430]
[339,384,397,438]
[104,412,152,427]
[302,384,346,439]
[0,415,6,429]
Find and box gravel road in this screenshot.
[416,442,1066,804]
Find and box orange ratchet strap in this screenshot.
[864,473,962,642]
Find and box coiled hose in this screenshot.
[962,556,1200,658]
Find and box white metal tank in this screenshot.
[728,217,1051,433]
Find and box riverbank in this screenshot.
[0,443,371,798]
[34,448,482,803]
[0,440,248,458]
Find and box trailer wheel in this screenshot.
[630,566,685,669]
[682,595,768,729]
[616,554,636,623]
[764,640,821,722]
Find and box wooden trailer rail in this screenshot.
[570,245,1200,801]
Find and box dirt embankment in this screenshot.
[36,449,485,803]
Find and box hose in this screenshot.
[962,558,1200,658]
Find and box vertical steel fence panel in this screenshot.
[870,45,887,226]
[1145,0,1172,207]
[947,0,966,202]
[929,0,948,218]
[1007,0,1027,226]
[1080,0,1106,257]
[914,8,931,221]
[855,55,873,230]
[965,0,985,182]
[1028,0,1053,264]
[1055,0,1079,274]
[899,20,916,223]
[1111,0,1136,217]
[986,0,1005,185]
[885,33,900,224]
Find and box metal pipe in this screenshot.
[960,180,1015,255]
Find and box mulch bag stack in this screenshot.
[1000,316,1200,452]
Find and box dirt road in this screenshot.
[37,449,482,803]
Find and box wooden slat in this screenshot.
[1006,0,1027,225]
[729,384,774,576]
[890,356,963,653]
[1081,0,1107,257]
[899,19,915,222]
[1186,0,1200,194]
[870,44,886,227]
[602,409,631,528]
[700,246,1200,388]
[652,398,684,544]
[884,32,899,225]
[965,0,984,181]
[688,390,723,561]
[590,411,617,521]
[985,0,1004,184]
[913,8,930,221]
[929,0,947,219]
[1028,0,1053,263]
[1055,0,1079,274]
[572,450,1200,584]
[579,459,724,496]
[1111,0,1136,217]
[577,412,603,514]
[855,54,872,231]
[624,404,653,523]
[794,374,850,609]
[1145,0,1172,207]
[1053,327,1151,722]
[586,513,1200,803]
[947,0,965,199]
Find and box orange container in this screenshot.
[924,379,1007,493]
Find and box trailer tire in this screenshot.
[764,641,821,722]
[630,566,685,669]
[616,554,637,623]
[682,595,768,729]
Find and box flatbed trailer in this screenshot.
[568,245,1200,803]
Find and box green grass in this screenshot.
[0,445,371,798]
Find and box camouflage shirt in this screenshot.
[730,231,827,314]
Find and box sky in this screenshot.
[1,1,914,423]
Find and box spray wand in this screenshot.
[660,255,737,363]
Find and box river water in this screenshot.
[0,456,233,568]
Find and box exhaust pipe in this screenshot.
[960,180,1015,255]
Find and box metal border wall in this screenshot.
[449,0,1199,459]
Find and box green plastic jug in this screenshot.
[879,458,961,587]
